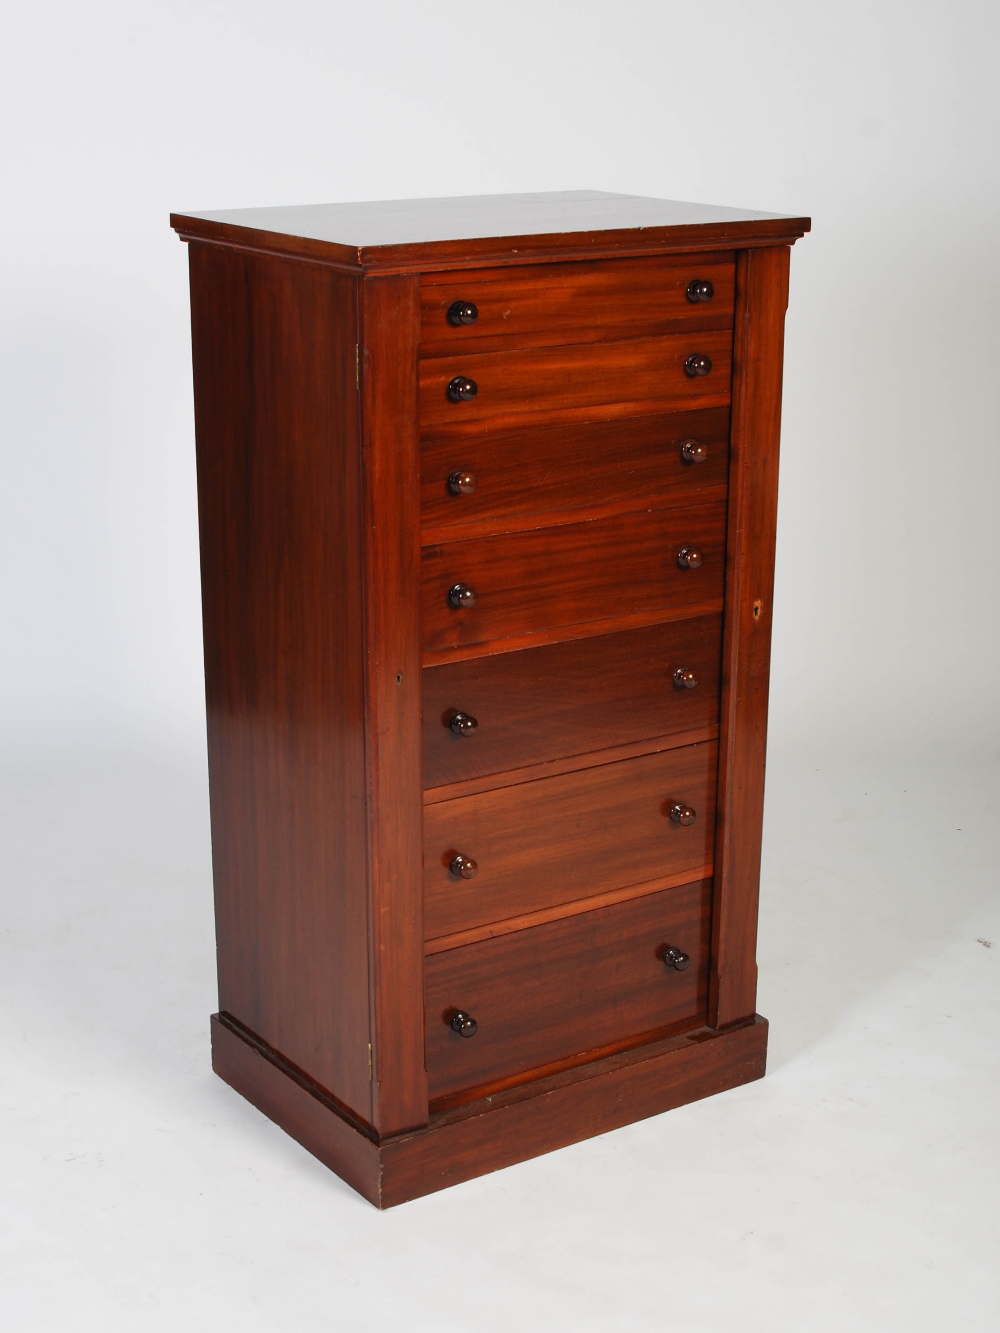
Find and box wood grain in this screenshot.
[711,245,790,1029]
[419,330,732,430]
[188,243,373,1122]
[359,275,428,1133]
[423,614,723,787]
[423,742,718,939]
[421,407,730,542]
[422,502,726,653]
[419,253,735,353]
[424,879,712,1103]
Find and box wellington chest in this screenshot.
[170,191,809,1207]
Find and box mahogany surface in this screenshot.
[424,742,718,940]
[420,407,730,542]
[419,253,735,353]
[418,330,732,430]
[173,189,806,1207]
[424,879,712,1103]
[422,614,723,787]
[422,501,726,653]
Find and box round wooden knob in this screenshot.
[448,582,477,608]
[679,439,707,464]
[684,353,712,377]
[669,802,697,826]
[450,1011,478,1037]
[450,854,478,880]
[447,300,479,326]
[663,946,691,970]
[449,712,478,737]
[672,667,699,690]
[686,279,715,304]
[447,376,478,402]
[677,546,703,570]
[448,470,477,495]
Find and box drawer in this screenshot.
[422,500,725,654]
[425,879,711,1103]
[419,253,735,353]
[424,741,717,941]
[424,614,722,789]
[422,407,730,541]
[419,330,732,431]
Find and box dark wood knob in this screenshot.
[449,712,478,737]
[450,1011,478,1037]
[672,667,698,690]
[679,439,707,464]
[450,854,478,880]
[688,351,714,378]
[677,546,703,570]
[448,582,477,608]
[447,300,479,326]
[663,946,691,970]
[686,279,715,304]
[447,470,477,495]
[447,376,478,402]
[669,802,697,826]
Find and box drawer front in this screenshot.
[425,742,717,941]
[422,501,725,654]
[419,253,736,353]
[424,615,722,789]
[419,330,732,431]
[425,879,711,1103]
[422,407,730,541]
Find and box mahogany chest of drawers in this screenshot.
[170,191,809,1207]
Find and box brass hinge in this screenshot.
[368,1042,373,1080]
[355,343,360,389]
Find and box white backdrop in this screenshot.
[2,4,998,1331]
[2,0,997,750]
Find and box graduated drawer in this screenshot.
[419,329,732,432]
[425,878,711,1104]
[422,500,725,655]
[424,741,717,942]
[422,407,730,542]
[424,614,722,789]
[419,253,735,354]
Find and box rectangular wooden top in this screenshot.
[171,190,810,273]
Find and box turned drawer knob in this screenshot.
[450,854,478,880]
[448,582,477,608]
[447,300,479,326]
[684,353,712,377]
[669,802,697,826]
[451,1010,478,1037]
[448,470,477,495]
[663,946,691,970]
[686,279,715,304]
[677,546,703,570]
[447,376,478,402]
[449,711,478,737]
[673,666,698,690]
[679,438,708,464]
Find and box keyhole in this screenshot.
[752,600,762,620]
[396,673,403,685]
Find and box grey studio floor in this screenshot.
[2,722,997,1333]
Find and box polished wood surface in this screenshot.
[424,743,717,940]
[424,879,712,1103]
[423,614,723,787]
[359,276,429,1133]
[422,501,726,653]
[421,407,730,542]
[172,190,810,273]
[419,330,732,430]
[419,253,735,353]
[711,245,789,1029]
[212,1009,768,1208]
[188,244,372,1121]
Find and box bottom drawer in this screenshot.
[425,879,711,1104]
